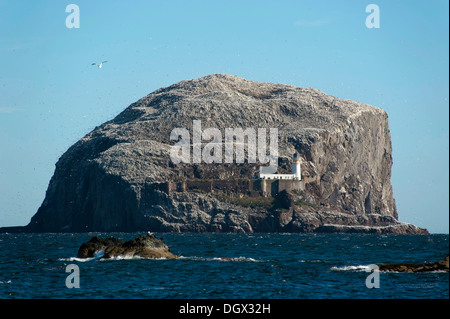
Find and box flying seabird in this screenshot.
[91,61,108,69]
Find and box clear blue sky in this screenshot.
[0,1,448,233]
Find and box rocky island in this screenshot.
[379,256,449,272]
[5,74,428,234]
[77,234,177,259]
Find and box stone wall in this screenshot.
[155,179,305,197]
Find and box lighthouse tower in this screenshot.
[292,153,301,180]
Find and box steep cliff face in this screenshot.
[25,74,427,233]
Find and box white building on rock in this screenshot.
[258,153,301,180]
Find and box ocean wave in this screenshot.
[213,256,261,262]
[99,255,170,261]
[59,256,97,263]
[59,250,105,262]
[0,280,12,284]
[179,256,263,262]
[60,252,171,262]
[330,265,374,272]
[330,265,449,273]
[63,255,208,262]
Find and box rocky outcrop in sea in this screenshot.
[379,256,449,272]
[77,235,177,259]
[15,74,427,233]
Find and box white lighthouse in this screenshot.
[258,153,301,180]
[292,153,301,180]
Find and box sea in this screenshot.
[0,232,448,300]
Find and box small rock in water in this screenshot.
[77,235,177,259]
[378,255,449,273]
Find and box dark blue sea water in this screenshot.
[0,233,448,299]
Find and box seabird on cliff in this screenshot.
[91,61,107,69]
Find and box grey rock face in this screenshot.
[26,74,427,233]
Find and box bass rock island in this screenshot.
[12,74,428,234]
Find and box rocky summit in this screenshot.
[22,74,427,233]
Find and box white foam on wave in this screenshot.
[99,255,170,261]
[330,265,374,272]
[330,265,449,273]
[60,253,171,262]
[60,250,261,263]
[59,250,105,263]
[213,256,261,262]
[178,256,263,262]
[59,256,96,263]
[99,254,143,261]
[0,280,12,284]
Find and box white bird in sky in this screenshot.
[91,61,108,69]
